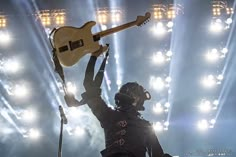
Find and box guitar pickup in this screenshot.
[69,39,84,51]
[59,45,69,53]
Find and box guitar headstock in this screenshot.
[135,12,151,26]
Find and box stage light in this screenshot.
[28,128,40,139]
[199,100,211,113]
[101,24,107,30]
[111,11,121,23]
[116,80,122,86]
[152,51,165,65]
[225,18,232,25]
[0,15,7,28]
[166,50,173,57]
[66,81,77,94]
[0,31,11,44]
[211,0,226,17]
[164,121,169,127]
[152,4,166,20]
[197,119,209,130]
[210,119,216,125]
[2,58,21,73]
[167,9,176,19]
[226,7,234,15]
[1,127,14,135]
[210,20,223,33]
[39,12,51,27]
[213,100,219,106]
[167,21,174,28]
[206,48,220,62]
[97,12,107,24]
[221,48,228,54]
[13,84,29,98]
[37,9,66,27]
[20,109,37,123]
[201,75,216,88]
[217,74,223,80]
[165,76,171,83]
[54,11,66,26]
[153,22,167,36]
[153,102,164,114]
[150,76,165,91]
[164,102,170,108]
[153,122,163,132]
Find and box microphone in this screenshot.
[59,105,68,124]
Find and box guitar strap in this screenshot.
[51,48,68,93]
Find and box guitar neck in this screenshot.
[95,20,137,38]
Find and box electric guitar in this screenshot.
[52,12,151,67]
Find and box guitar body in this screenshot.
[53,21,100,67]
[51,12,150,67]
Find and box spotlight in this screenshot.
[217,74,223,80]
[152,4,166,20]
[150,76,165,91]
[167,21,174,28]
[37,9,66,27]
[0,31,11,45]
[165,76,171,83]
[116,80,122,86]
[197,119,209,130]
[20,109,37,123]
[0,15,7,28]
[210,119,216,125]
[13,84,29,98]
[206,48,220,62]
[213,99,219,106]
[201,75,216,88]
[221,48,228,54]
[152,51,165,65]
[166,50,173,57]
[97,12,108,24]
[28,128,40,139]
[225,18,232,25]
[101,24,107,30]
[2,58,21,73]
[153,22,167,36]
[153,122,163,132]
[153,103,164,114]
[209,20,223,33]
[23,128,40,139]
[111,11,121,23]
[199,100,211,113]
[164,102,170,108]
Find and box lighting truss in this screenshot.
[0,13,7,28]
[211,0,234,17]
[36,9,66,28]
[152,3,184,21]
[96,8,123,25]
[210,1,234,31]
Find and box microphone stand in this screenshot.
[58,105,67,157]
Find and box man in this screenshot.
[65,46,171,157]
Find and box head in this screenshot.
[114,82,151,111]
